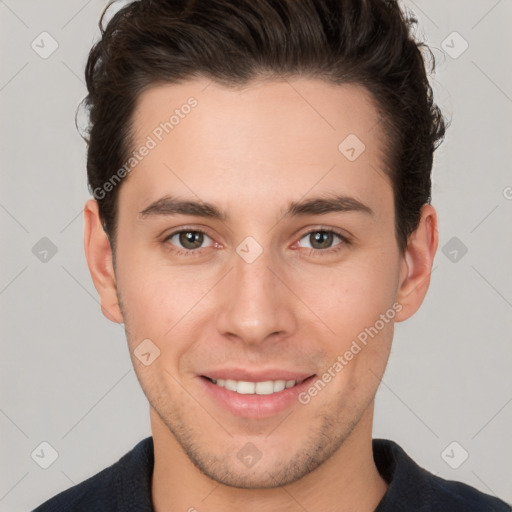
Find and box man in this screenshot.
[33,0,511,510]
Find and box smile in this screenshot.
[204,377,305,395]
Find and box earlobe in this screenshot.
[83,199,124,324]
[395,204,439,323]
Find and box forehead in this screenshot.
[123,77,392,218]
[131,77,384,152]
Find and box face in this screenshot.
[96,77,421,488]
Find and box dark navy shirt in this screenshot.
[33,437,511,511]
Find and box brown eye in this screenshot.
[166,230,213,251]
[311,231,334,249]
[298,230,347,251]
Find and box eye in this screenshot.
[297,229,349,252]
[165,229,214,252]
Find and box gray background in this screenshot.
[1,1,511,510]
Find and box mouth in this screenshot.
[201,376,312,395]
[198,371,316,420]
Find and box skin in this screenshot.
[84,77,438,512]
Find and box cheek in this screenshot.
[291,249,400,340]
[115,252,218,348]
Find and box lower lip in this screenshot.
[198,375,316,419]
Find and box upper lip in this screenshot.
[200,369,315,382]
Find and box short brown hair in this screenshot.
[82,0,447,255]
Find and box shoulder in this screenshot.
[32,463,119,512]
[429,475,511,511]
[373,438,511,512]
[31,436,154,512]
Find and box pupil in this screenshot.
[180,231,203,249]
[312,231,332,249]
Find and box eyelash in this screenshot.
[163,226,351,258]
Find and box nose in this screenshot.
[215,244,298,346]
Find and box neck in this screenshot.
[150,405,388,512]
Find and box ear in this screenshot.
[83,198,123,323]
[395,204,438,323]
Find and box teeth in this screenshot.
[274,380,286,392]
[209,378,300,394]
[238,381,256,394]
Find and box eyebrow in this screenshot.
[138,193,374,220]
